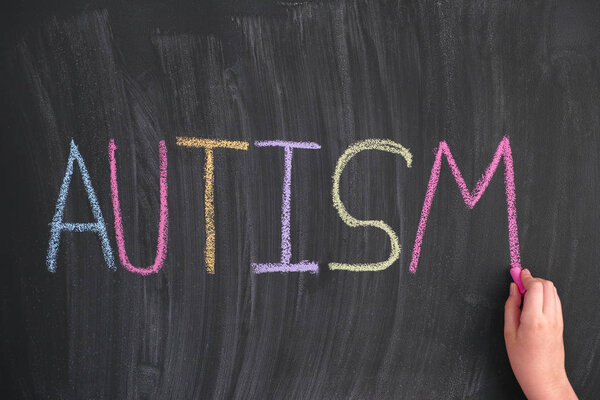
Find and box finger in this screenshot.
[556,288,564,328]
[504,283,522,339]
[542,280,556,315]
[521,269,544,315]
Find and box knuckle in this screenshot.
[530,281,543,291]
[522,316,546,330]
[543,281,555,290]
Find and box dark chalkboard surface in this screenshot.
[2,0,600,398]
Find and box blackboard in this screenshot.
[2,0,599,398]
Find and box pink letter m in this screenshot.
[409,136,521,273]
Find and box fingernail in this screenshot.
[510,282,516,296]
[522,268,530,275]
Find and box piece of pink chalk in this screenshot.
[510,267,526,294]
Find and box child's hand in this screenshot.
[504,269,577,399]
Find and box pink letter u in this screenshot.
[109,139,169,275]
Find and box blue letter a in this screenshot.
[46,139,115,272]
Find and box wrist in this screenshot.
[551,378,577,400]
[526,374,577,400]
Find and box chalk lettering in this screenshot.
[409,136,521,273]
[109,139,169,275]
[329,139,412,271]
[252,140,321,274]
[47,140,115,272]
[176,137,249,274]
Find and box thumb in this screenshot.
[504,283,522,339]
